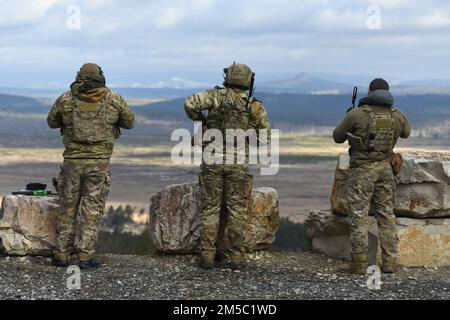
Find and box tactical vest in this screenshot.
[205,89,251,132]
[348,106,395,152]
[72,98,108,143]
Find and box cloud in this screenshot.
[0,0,59,26]
[126,77,211,89]
[418,10,450,28]
[155,6,186,29]
[1,0,450,88]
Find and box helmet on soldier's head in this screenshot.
[223,63,254,90]
[77,63,104,79]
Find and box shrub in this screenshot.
[273,218,312,252]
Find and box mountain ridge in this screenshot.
[3,72,450,98]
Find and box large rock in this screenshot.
[331,152,450,218]
[149,183,280,254]
[0,195,58,256]
[305,210,450,267]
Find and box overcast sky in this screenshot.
[0,0,449,88]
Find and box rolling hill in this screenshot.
[132,93,450,128]
[0,93,46,113]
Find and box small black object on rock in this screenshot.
[26,183,47,191]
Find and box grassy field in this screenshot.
[1,132,449,223]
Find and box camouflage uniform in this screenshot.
[347,161,398,265]
[185,83,271,265]
[333,88,411,271]
[48,80,135,262]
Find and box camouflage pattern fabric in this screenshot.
[185,87,271,157]
[70,68,106,101]
[55,159,111,260]
[47,90,135,159]
[347,160,399,265]
[185,87,271,263]
[223,63,253,89]
[49,83,135,262]
[334,104,411,168]
[199,164,253,262]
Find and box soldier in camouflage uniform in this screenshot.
[184,63,271,269]
[334,79,411,274]
[47,63,135,269]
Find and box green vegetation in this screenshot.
[96,205,155,255]
[273,218,312,252]
[96,206,312,255]
[96,227,155,256]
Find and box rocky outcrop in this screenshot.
[0,196,58,256]
[305,210,450,267]
[331,152,450,218]
[149,183,201,254]
[149,183,280,254]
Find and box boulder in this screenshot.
[331,152,450,218]
[0,195,59,256]
[305,210,450,267]
[149,183,280,254]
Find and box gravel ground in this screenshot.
[0,251,449,300]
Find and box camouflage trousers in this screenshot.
[55,159,111,260]
[199,164,253,262]
[347,160,398,264]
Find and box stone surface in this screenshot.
[305,210,450,267]
[0,195,59,256]
[149,183,280,254]
[331,152,450,218]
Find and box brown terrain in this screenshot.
[0,136,447,224]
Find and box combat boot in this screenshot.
[348,254,368,275]
[79,258,103,270]
[199,253,215,269]
[381,259,398,274]
[215,251,228,264]
[79,252,103,270]
[52,252,69,268]
[51,259,69,268]
[228,253,247,270]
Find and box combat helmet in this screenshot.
[223,62,255,90]
[76,63,105,82]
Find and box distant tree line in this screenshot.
[96,205,155,255]
[96,206,312,255]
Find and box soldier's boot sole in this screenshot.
[51,259,69,268]
[52,252,70,268]
[79,258,103,270]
